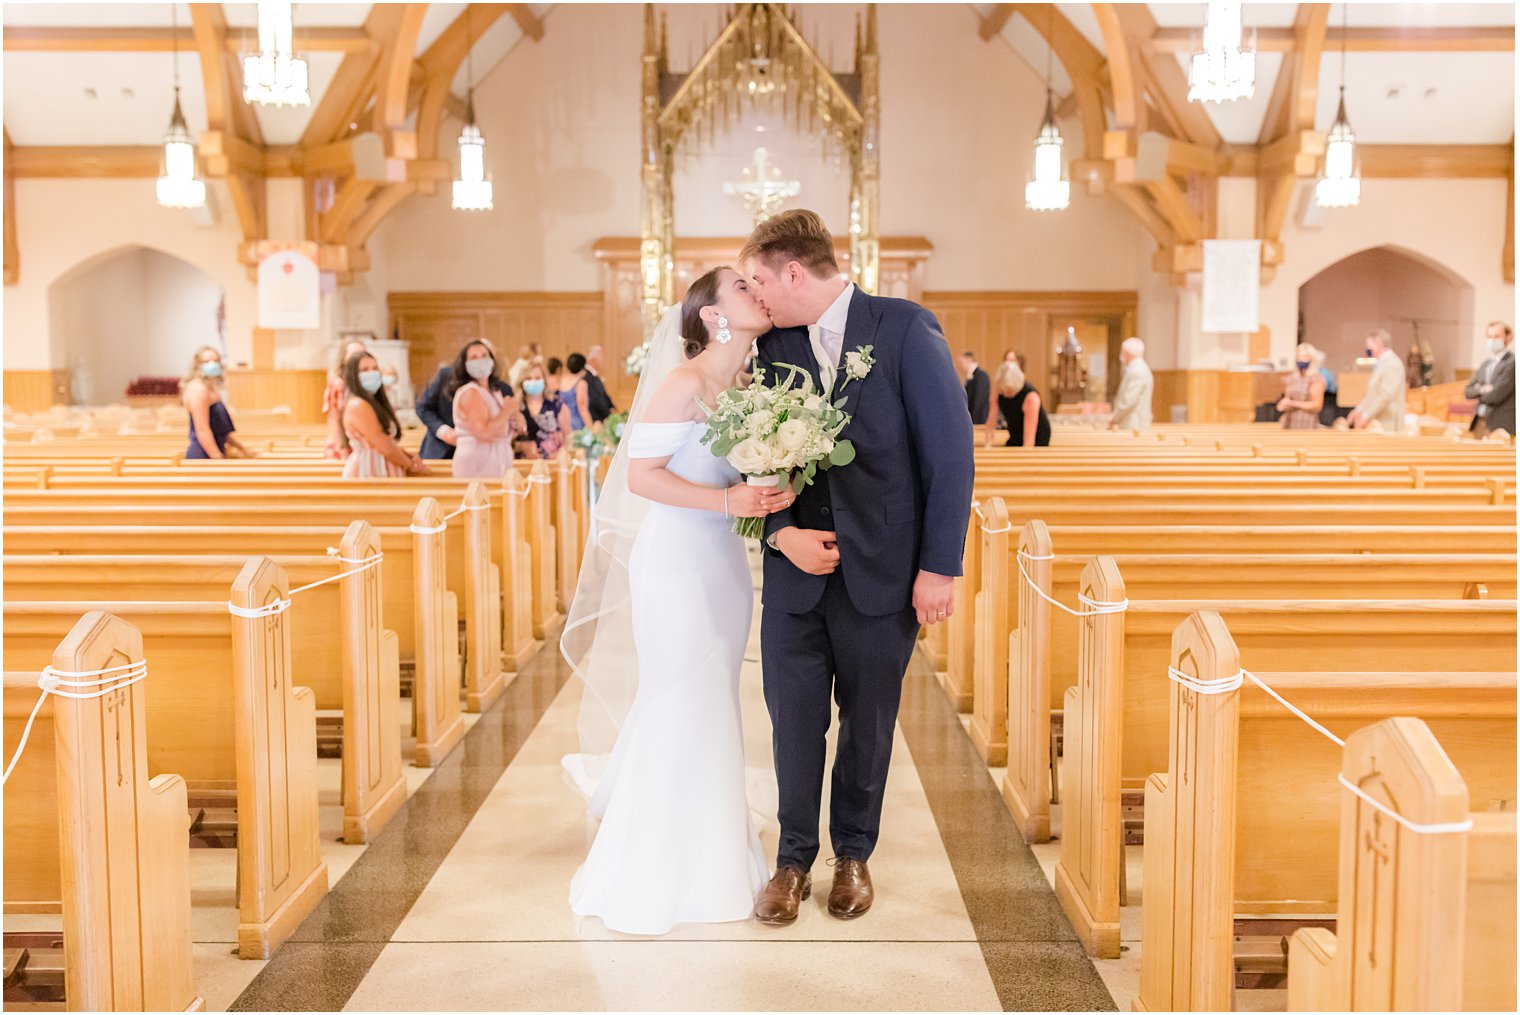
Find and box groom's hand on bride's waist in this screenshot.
[771,527,840,576]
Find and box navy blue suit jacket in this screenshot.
[416,365,514,460]
[759,288,975,617]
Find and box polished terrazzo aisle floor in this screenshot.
[233,554,1113,1012]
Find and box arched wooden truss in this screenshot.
[979,3,1515,285]
[638,2,880,337]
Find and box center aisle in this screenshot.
[234,552,1113,1012]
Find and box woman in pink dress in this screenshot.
[341,351,430,479]
[449,340,525,479]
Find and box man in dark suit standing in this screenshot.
[742,210,974,926]
[1472,321,1515,436]
[584,345,617,423]
[961,351,990,428]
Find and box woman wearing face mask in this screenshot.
[1277,343,1326,430]
[341,352,430,478]
[449,340,526,478]
[182,346,255,459]
[514,363,572,460]
[324,340,369,460]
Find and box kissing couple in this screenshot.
[561,209,975,935]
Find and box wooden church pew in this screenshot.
[1052,582,1517,959]
[3,474,536,709]
[4,521,407,842]
[3,612,201,1011]
[989,510,1517,841]
[1285,724,1516,1012]
[1136,612,1516,1011]
[2,559,330,960]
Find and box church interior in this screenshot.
[1,2,1516,1012]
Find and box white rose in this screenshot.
[745,409,776,434]
[804,394,824,412]
[776,418,810,451]
[845,350,868,378]
[727,437,772,476]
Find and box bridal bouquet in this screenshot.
[698,362,860,539]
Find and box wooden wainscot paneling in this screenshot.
[388,292,605,402]
[1152,370,1257,423]
[3,370,71,412]
[224,369,328,424]
[919,291,1139,411]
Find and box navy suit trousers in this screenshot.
[761,568,920,870]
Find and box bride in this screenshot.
[561,266,795,935]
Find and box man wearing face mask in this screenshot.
[1466,321,1514,437]
[1348,329,1407,432]
[417,338,516,460]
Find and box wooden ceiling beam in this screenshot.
[979,4,1016,42]
[1356,144,1514,179]
[375,5,429,155]
[2,26,375,53]
[1114,2,1221,148]
[300,3,409,147]
[506,4,545,42]
[414,5,512,161]
[1091,4,1141,132]
[1150,25,1515,53]
[188,4,232,132]
[350,182,418,247]
[8,146,162,177]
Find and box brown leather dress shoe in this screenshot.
[754,866,811,925]
[827,857,873,919]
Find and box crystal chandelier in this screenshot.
[452,11,492,211]
[1314,6,1360,208]
[1024,12,1068,212]
[242,1,310,107]
[157,6,205,209]
[1188,1,1256,104]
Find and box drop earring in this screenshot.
[716,315,732,345]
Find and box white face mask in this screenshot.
[1488,338,1507,355]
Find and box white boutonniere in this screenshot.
[843,345,875,384]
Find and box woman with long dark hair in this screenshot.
[446,339,525,478]
[341,351,430,478]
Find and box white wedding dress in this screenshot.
[566,418,770,935]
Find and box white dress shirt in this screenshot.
[808,282,855,393]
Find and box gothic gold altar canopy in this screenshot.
[640,3,881,337]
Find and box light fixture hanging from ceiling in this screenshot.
[157,4,206,209]
[452,8,493,211]
[1025,7,1069,211]
[1314,3,1361,208]
[242,0,310,107]
[1188,1,1256,103]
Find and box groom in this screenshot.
[743,210,975,924]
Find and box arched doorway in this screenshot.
[1298,246,1474,386]
[48,245,225,406]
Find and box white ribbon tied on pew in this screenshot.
[1165,665,1475,836]
[225,551,385,619]
[409,499,490,536]
[2,660,149,785]
[1014,550,1129,618]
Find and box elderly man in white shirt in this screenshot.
[1109,337,1154,432]
[1348,328,1407,432]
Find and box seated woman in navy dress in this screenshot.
[182,346,255,459]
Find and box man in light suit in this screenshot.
[1349,329,1407,432]
[1109,337,1153,431]
[1471,321,1515,436]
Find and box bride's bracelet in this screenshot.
[723,486,730,518]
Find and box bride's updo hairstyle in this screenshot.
[679,267,728,360]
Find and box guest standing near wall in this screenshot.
[960,351,991,442]
[182,346,255,460]
[1348,329,1407,431]
[1278,344,1326,430]
[584,344,617,423]
[1470,321,1515,436]
[1109,337,1153,432]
